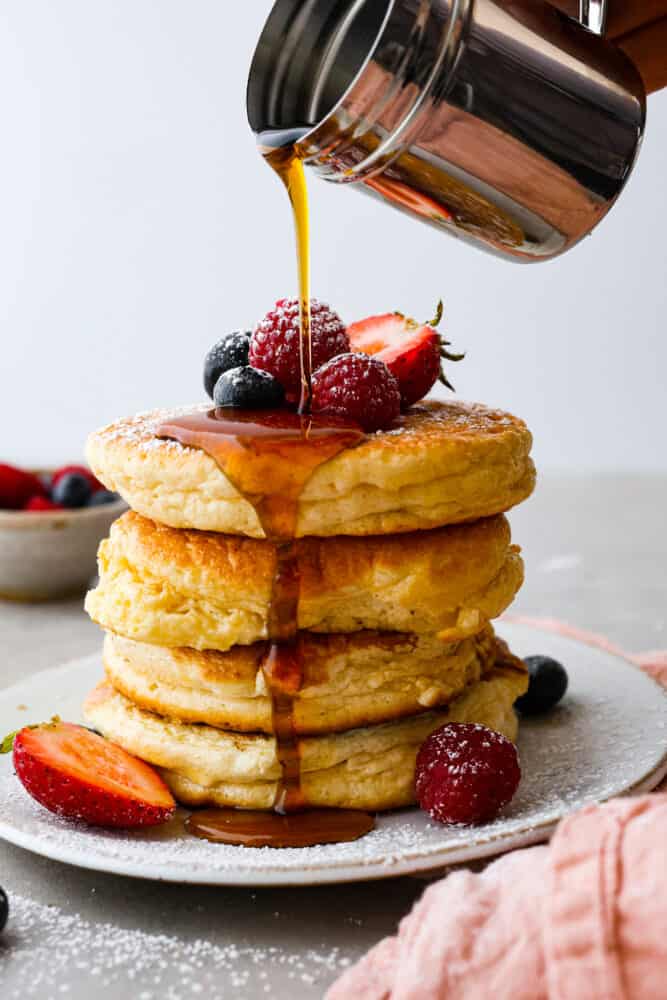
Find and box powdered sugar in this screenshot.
[100,405,210,454]
[93,398,518,454]
[0,893,353,999]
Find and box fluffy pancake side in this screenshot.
[84,645,528,812]
[103,626,497,735]
[86,400,535,537]
[85,511,524,651]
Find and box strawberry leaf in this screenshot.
[439,372,456,392]
[428,300,444,328]
[0,730,20,754]
[0,718,61,754]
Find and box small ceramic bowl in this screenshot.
[0,476,126,602]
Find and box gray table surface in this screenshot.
[1,475,665,999]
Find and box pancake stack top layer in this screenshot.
[85,400,535,537]
[83,399,534,815]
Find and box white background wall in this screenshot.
[1,1,665,472]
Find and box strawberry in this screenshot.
[348,301,464,409]
[23,496,64,512]
[0,464,48,510]
[2,721,176,828]
[51,465,103,494]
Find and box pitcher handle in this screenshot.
[578,0,607,35]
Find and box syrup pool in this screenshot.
[186,808,375,850]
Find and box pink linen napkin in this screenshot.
[328,622,667,1000]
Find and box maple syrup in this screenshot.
[259,127,313,414]
[156,408,373,847]
[156,126,376,848]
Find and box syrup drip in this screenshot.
[156,408,372,847]
[264,545,304,814]
[156,409,362,540]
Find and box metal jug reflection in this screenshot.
[247,0,646,262]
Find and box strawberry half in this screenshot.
[3,721,176,828]
[348,302,464,409]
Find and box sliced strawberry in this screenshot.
[348,301,464,409]
[52,465,103,494]
[0,464,48,510]
[4,721,175,828]
[23,496,65,512]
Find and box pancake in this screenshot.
[86,400,535,538]
[85,511,524,651]
[102,626,497,735]
[84,650,528,812]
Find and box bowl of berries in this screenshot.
[0,463,125,602]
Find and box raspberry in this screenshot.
[311,353,401,432]
[415,723,520,825]
[24,496,64,512]
[250,299,350,403]
[52,465,103,494]
[0,464,47,510]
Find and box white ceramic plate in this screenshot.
[1,623,666,886]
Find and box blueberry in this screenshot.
[213,366,285,409]
[52,472,92,509]
[0,886,8,933]
[88,490,120,507]
[516,655,569,715]
[204,331,252,399]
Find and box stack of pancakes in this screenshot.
[83,400,535,812]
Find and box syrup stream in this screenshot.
[259,128,313,414]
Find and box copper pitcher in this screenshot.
[247,0,646,262]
